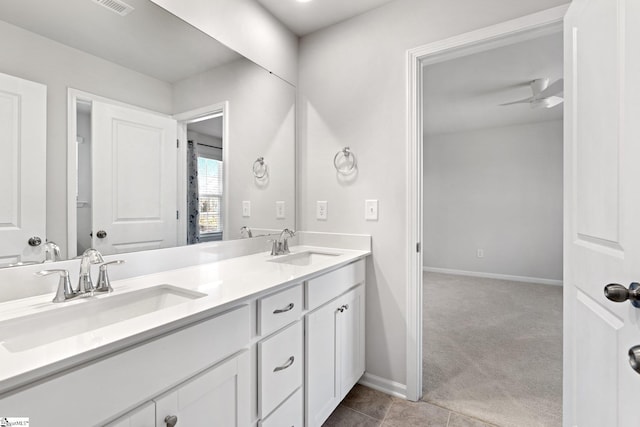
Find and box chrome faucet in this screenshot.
[240,226,253,238]
[270,228,295,255]
[43,241,61,263]
[279,228,295,254]
[77,248,104,294]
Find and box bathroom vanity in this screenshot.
[0,245,369,427]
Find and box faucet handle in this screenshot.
[281,229,295,254]
[268,239,281,256]
[95,260,125,293]
[35,269,76,303]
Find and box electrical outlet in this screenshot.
[242,201,251,217]
[365,199,378,220]
[317,201,328,220]
[477,249,484,258]
[276,201,285,219]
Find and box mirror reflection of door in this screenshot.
[0,72,46,267]
[186,115,224,243]
[75,96,178,256]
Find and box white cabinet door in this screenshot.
[306,285,365,427]
[0,72,46,266]
[92,100,177,255]
[155,351,250,427]
[338,285,365,398]
[306,295,341,427]
[105,402,155,427]
[565,1,640,426]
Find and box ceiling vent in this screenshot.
[91,0,135,16]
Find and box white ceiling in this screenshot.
[257,0,396,36]
[0,0,241,83]
[188,117,223,140]
[423,32,563,136]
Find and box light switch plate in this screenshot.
[242,201,251,217]
[317,201,328,220]
[276,201,285,219]
[365,199,378,220]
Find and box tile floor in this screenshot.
[322,385,495,427]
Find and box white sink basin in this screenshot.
[0,285,206,353]
[268,251,341,266]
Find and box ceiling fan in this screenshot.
[500,78,564,109]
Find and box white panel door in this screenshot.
[0,72,46,266]
[92,100,177,255]
[565,1,640,426]
[154,352,250,427]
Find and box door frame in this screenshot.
[404,5,569,402]
[66,88,178,258]
[173,102,229,244]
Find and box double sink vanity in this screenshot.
[0,238,370,427]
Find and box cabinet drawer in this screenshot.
[259,387,303,427]
[258,284,302,336]
[306,259,365,311]
[258,321,303,418]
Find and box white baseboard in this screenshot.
[422,266,563,286]
[358,372,407,399]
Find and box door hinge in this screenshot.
[176,139,179,148]
[176,210,179,220]
[416,242,421,253]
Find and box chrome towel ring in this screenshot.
[253,156,268,178]
[333,147,357,175]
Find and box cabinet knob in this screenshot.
[164,415,178,427]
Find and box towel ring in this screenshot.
[333,147,357,175]
[253,157,268,179]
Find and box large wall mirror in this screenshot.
[0,0,295,267]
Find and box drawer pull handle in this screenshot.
[274,356,295,372]
[273,303,294,314]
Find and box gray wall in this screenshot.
[298,0,570,387]
[423,120,563,281]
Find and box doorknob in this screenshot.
[604,283,640,307]
[629,346,640,374]
[164,415,178,427]
[28,236,42,246]
[96,230,107,239]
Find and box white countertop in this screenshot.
[0,245,370,396]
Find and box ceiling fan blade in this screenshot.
[499,97,533,106]
[544,96,564,108]
[539,78,564,98]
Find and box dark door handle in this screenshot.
[28,236,42,246]
[629,346,640,374]
[96,230,107,239]
[604,283,640,307]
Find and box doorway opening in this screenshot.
[405,4,568,421]
[186,114,224,242]
[174,102,229,246]
[422,32,563,427]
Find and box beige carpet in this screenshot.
[422,272,562,427]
